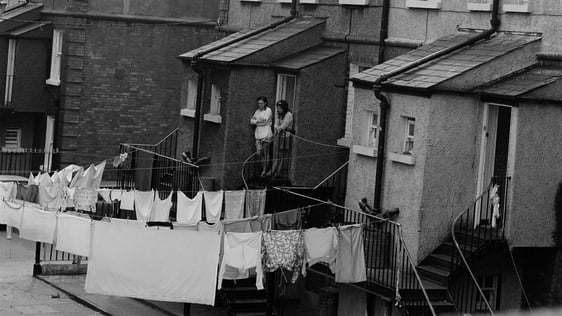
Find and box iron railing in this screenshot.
[271,187,435,316]
[0,148,59,176]
[125,128,179,158]
[450,176,510,314]
[242,133,294,189]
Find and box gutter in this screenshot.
[371,0,501,212]
[188,0,299,158]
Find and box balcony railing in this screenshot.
[271,187,436,316]
[0,148,59,176]
[242,132,294,189]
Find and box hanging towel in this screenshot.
[74,188,98,212]
[262,230,304,283]
[203,191,223,224]
[272,209,302,230]
[176,191,202,224]
[245,189,266,218]
[151,191,173,222]
[120,190,135,211]
[303,227,338,275]
[19,203,57,244]
[0,199,24,229]
[223,215,272,233]
[38,185,66,210]
[56,214,92,257]
[110,189,123,202]
[85,220,221,305]
[335,224,366,283]
[16,184,39,203]
[98,189,112,203]
[218,232,264,290]
[224,190,245,221]
[134,190,154,222]
[0,182,17,199]
[90,161,106,189]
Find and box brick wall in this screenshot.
[53,16,217,175]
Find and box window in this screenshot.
[181,79,198,118]
[405,0,442,9]
[4,128,21,150]
[4,39,16,107]
[367,112,379,147]
[476,274,500,311]
[46,30,63,86]
[209,83,221,114]
[352,110,379,157]
[204,83,222,123]
[276,74,296,110]
[339,63,371,146]
[404,117,415,154]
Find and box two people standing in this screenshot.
[250,97,293,178]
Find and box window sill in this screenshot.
[280,0,317,2]
[503,4,530,13]
[388,152,415,165]
[180,108,196,118]
[467,2,492,11]
[46,78,61,86]
[405,0,441,9]
[204,113,222,124]
[352,145,377,158]
[337,137,352,147]
[339,0,369,5]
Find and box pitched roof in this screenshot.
[479,65,562,97]
[352,32,541,89]
[179,18,326,63]
[271,46,346,71]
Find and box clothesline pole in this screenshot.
[183,303,191,315]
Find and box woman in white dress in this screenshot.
[250,96,273,178]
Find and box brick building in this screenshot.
[40,0,220,172]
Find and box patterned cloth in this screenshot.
[73,188,98,212]
[262,230,304,283]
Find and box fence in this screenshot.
[0,148,58,177]
[270,187,435,315]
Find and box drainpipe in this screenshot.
[188,0,299,158]
[378,0,390,63]
[372,0,500,211]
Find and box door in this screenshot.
[476,104,513,228]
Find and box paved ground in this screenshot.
[0,228,100,316]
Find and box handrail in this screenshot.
[399,232,436,316]
[122,128,179,147]
[451,182,495,315]
[123,144,198,168]
[241,150,259,190]
[313,160,349,189]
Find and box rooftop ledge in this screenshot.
[406,0,442,9]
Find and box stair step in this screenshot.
[417,265,450,287]
[424,253,455,271]
[437,241,480,256]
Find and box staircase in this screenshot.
[402,177,510,315]
[220,273,281,316]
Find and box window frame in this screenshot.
[46,29,63,86]
[275,73,297,110]
[181,79,198,118]
[403,117,415,154]
[476,274,501,311]
[405,0,442,9]
[4,38,16,107]
[367,111,379,148]
[203,82,222,124]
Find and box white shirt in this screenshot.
[251,107,273,140]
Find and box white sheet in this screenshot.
[0,199,24,229]
[19,203,57,244]
[85,220,220,305]
[56,214,92,257]
[0,182,17,199]
[134,190,154,221]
